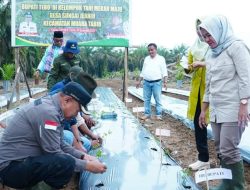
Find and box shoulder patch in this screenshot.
[44,120,58,130]
[34,98,42,106]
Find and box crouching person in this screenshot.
[63,113,101,153]
[0,82,107,189]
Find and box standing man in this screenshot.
[35,31,64,82]
[47,40,83,90]
[136,43,168,120]
[0,82,107,189]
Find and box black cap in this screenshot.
[74,71,97,96]
[62,81,91,107]
[54,31,63,38]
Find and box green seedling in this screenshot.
[102,132,108,139]
[178,168,192,189]
[102,130,112,139]
[181,167,192,177]
[96,149,102,158]
[92,143,101,149]
[163,147,171,156]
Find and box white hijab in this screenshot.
[190,18,209,61]
[199,15,239,56]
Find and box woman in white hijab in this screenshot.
[199,15,250,190]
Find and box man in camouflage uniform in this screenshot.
[47,40,84,90]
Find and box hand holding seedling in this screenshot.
[92,140,101,149]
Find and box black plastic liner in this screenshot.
[80,87,201,190]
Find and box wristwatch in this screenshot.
[240,99,248,105]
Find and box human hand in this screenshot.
[92,134,103,145]
[84,116,96,128]
[192,61,205,68]
[85,160,107,174]
[199,111,207,129]
[136,80,141,89]
[238,103,250,127]
[91,140,101,149]
[34,70,40,78]
[84,153,98,161]
[0,122,6,128]
[163,81,167,89]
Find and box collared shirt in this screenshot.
[37,45,63,73]
[204,41,250,123]
[0,94,86,172]
[140,54,168,81]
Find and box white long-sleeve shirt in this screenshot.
[140,54,168,81]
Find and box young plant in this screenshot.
[0,64,15,80]
[181,167,192,177]
[96,149,102,158]
[178,168,192,189]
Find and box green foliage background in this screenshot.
[0,0,188,80]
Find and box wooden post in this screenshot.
[122,47,128,104]
[19,61,32,98]
[15,48,20,101]
[7,48,21,109]
[7,67,21,109]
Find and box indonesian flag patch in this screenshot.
[44,120,58,131]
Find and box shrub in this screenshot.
[0,64,15,80]
[175,64,184,81]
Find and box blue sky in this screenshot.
[130,0,250,48]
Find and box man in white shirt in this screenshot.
[136,43,168,120]
[18,12,38,36]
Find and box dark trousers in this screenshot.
[0,154,75,189]
[194,93,209,162]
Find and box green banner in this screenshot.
[11,0,129,47]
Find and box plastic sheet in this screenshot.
[0,87,47,108]
[128,86,250,164]
[162,87,190,97]
[80,87,201,190]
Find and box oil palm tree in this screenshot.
[79,46,96,76]
[0,1,12,66]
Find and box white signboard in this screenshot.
[132,107,144,113]
[155,128,170,136]
[195,168,232,183]
[125,98,132,103]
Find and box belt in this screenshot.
[144,79,161,83]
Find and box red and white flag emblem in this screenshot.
[44,120,58,131]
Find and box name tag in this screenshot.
[195,168,232,183]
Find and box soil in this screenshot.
[0,78,250,190]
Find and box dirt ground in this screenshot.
[0,78,250,190]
